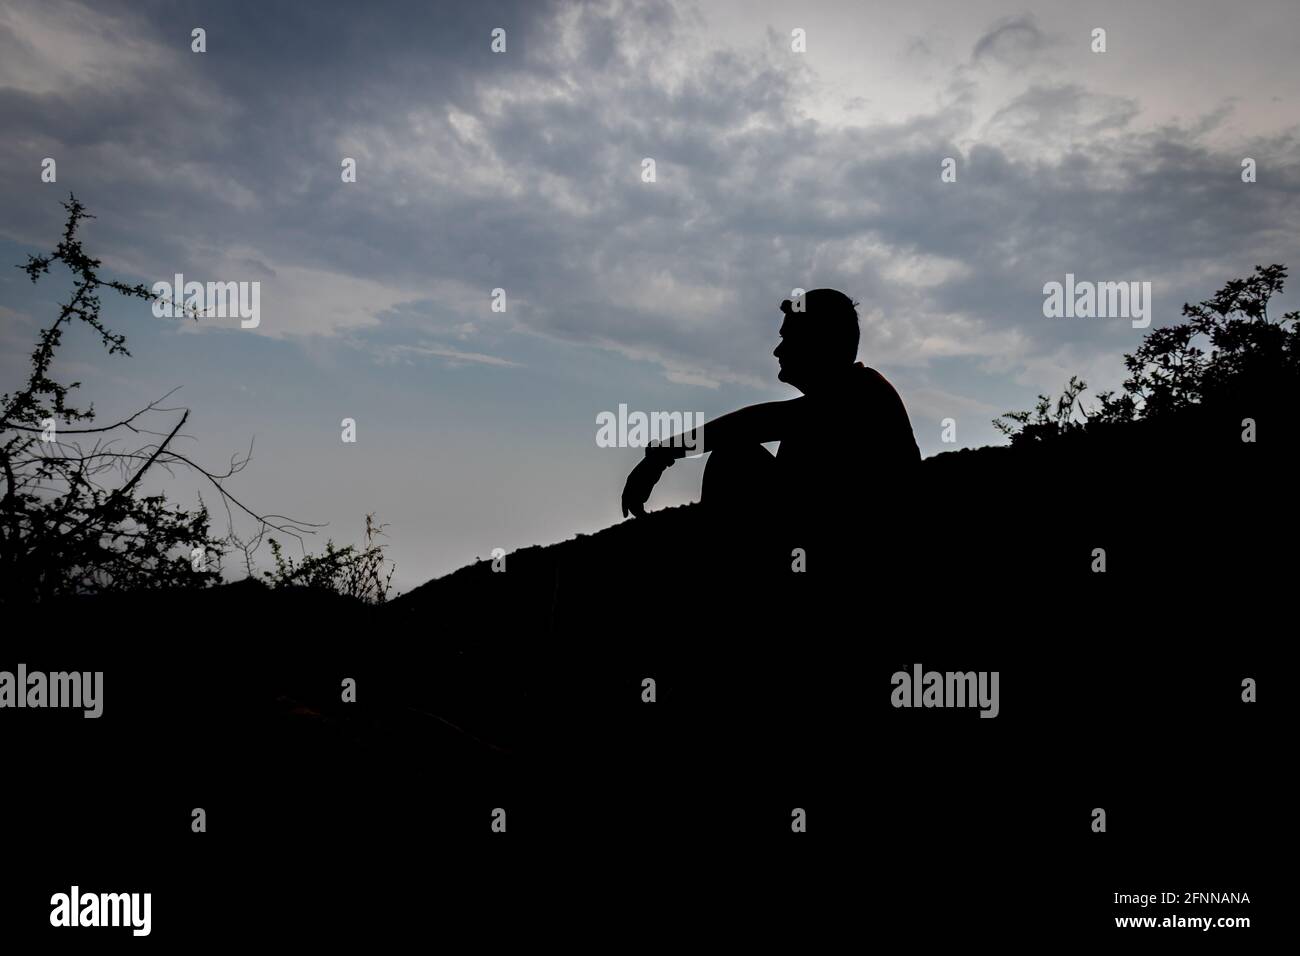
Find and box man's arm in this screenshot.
[645,399,801,464]
[622,399,800,517]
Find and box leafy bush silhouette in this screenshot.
[994,265,1299,443]
[0,196,318,602]
[262,513,395,604]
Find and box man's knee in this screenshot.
[702,443,775,508]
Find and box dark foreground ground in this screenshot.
[1,408,1286,946]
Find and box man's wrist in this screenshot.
[645,442,676,467]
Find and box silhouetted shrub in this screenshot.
[262,513,395,604]
[0,196,315,601]
[995,265,1299,444]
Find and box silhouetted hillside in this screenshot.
[24,391,1290,791]
[398,392,1294,628]
[12,404,1281,944]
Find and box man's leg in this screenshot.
[700,444,790,586]
[701,443,777,515]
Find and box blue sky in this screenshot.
[2,0,1298,591]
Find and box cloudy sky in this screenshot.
[2,0,1298,591]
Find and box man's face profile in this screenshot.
[774,312,805,387]
[773,289,859,393]
[774,308,830,393]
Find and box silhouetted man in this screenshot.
[621,289,920,549]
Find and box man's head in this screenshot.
[773,288,860,392]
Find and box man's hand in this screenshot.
[621,453,671,518]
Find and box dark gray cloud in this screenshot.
[971,14,1050,68]
[3,0,1299,409]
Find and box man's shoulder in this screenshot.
[856,364,901,398]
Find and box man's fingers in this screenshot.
[621,469,652,519]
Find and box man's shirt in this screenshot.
[775,364,921,528]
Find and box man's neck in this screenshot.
[803,363,862,396]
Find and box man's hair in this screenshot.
[780,288,860,362]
